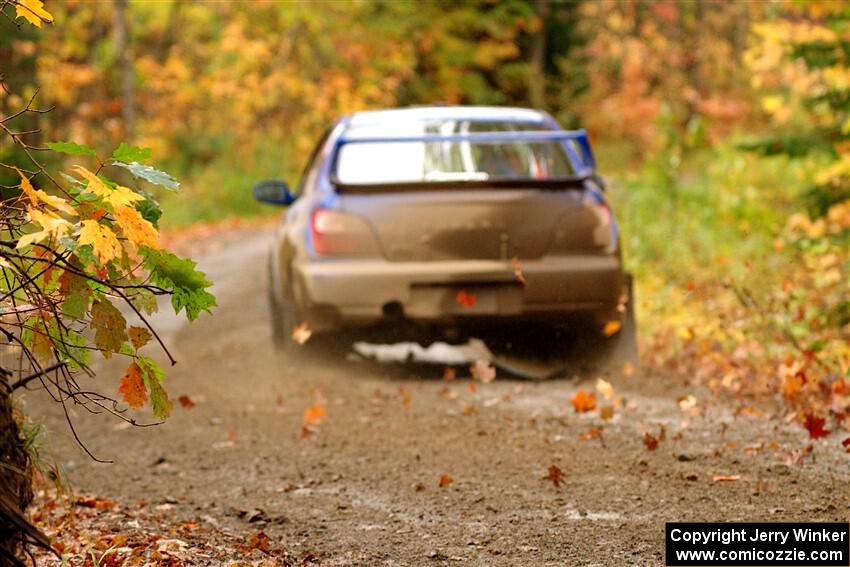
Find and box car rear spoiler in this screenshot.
[333,128,597,178]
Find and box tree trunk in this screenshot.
[113,0,134,138]
[0,385,35,565]
[529,0,550,110]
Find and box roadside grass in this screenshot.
[607,141,849,433]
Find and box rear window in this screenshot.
[334,120,577,185]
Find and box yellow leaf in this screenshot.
[16,209,72,249]
[78,220,122,264]
[113,205,159,250]
[15,0,53,27]
[72,166,143,208]
[15,167,75,215]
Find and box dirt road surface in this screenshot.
[24,228,849,566]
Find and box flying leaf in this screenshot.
[112,161,180,191]
[114,205,160,250]
[90,299,127,357]
[511,256,527,286]
[138,356,171,419]
[178,395,196,409]
[470,359,496,383]
[78,220,122,265]
[111,143,152,163]
[803,414,830,439]
[47,140,95,156]
[119,362,147,409]
[456,289,477,308]
[303,404,326,425]
[541,465,564,488]
[15,168,75,215]
[72,166,144,208]
[142,248,215,320]
[571,390,596,413]
[128,326,152,349]
[15,0,53,27]
[17,209,73,249]
[602,320,622,337]
[438,474,453,488]
[596,378,614,400]
[292,322,311,345]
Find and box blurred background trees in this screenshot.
[1,0,847,429]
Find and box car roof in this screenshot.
[345,106,552,128]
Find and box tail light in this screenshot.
[311,208,379,257]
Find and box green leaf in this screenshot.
[59,272,91,320]
[90,298,128,358]
[47,141,97,157]
[142,248,215,321]
[111,142,152,163]
[138,356,171,419]
[112,161,180,191]
[807,339,828,354]
[54,328,90,370]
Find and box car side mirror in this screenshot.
[253,179,296,206]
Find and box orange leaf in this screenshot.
[602,320,622,337]
[580,427,603,441]
[456,289,476,308]
[303,404,327,425]
[119,362,147,409]
[712,475,741,482]
[643,432,659,451]
[438,474,453,488]
[571,390,596,413]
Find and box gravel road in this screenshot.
[25,227,850,566]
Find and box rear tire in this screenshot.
[269,271,296,353]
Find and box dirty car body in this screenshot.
[255,106,628,346]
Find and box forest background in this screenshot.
[2,0,848,436]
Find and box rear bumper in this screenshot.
[293,255,623,329]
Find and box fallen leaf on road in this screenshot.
[621,361,635,376]
[303,404,326,425]
[438,474,453,488]
[571,390,596,413]
[712,475,741,482]
[541,465,564,488]
[178,395,195,408]
[470,359,496,383]
[600,406,613,420]
[843,437,850,453]
[291,322,312,345]
[643,432,659,451]
[462,403,476,414]
[580,427,603,441]
[413,483,426,492]
[685,474,698,481]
